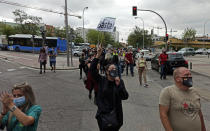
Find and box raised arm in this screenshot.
[90,44,103,82]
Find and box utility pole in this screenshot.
[65,0,70,67]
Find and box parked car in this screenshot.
[151,52,188,74]
[207,49,210,54]
[73,49,83,56]
[195,48,207,55]
[178,48,195,56]
[135,49,154,61]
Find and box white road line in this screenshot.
[19,66,26,69]
[7,69,16,72]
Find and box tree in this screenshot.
[74,36,84,44]
[13,9,42,35]
[127,26,152,48]
[0,22,15,40]
[182,27,196,42]
[86,29,115,47]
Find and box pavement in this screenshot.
[0,51,79,70]
[185,54,210,77]
[0,57,210,131]
[1,51,210,77]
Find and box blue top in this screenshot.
[49,51,57,62]
[0,105,42,131]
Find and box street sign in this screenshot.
[97,17,116,32]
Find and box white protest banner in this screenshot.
[97,17,116,32]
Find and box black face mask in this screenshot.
[109,69,118,78]
[182,77,193,87]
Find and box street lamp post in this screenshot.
[135,17,145,49]
[83,7,88,43]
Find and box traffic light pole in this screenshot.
[138,9,168,50]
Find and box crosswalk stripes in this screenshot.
[7,69,16,72]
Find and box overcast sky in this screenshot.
[0,0,210,42]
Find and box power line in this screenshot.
[0,0,81,18]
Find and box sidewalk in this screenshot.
[184,55,210,77]
[0,51,79,70]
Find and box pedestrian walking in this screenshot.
[158,49,168,79]
[137,53,148,87]
[38,48,47,74]
[79,53,87,79]
[125,49,134,76]
[90,44,129,131]
[112,55,122,78]
[159,67,206,131]
[49,48,57,73]
[0,82,42,131]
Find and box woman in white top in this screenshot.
[137,53,148,87]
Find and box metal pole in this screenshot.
[65,0,70,67]
[82,7,88,43]
[138,9,168,50]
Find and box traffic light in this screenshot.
[165,33,169,42]
[132,6,137,16]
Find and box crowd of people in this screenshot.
[80,45,206,131]
[0,45,207,131]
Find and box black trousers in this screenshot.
[79,64,87,77]
[97,118,119,131]
[40,61,46,73]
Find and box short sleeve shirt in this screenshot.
[0,105,42,131]
[159,85,201,131]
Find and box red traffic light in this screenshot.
[166,33,169,37]
[132,6,137,16]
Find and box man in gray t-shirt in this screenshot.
[159,67,206,131]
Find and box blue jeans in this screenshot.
[126,63,134,76]
[160,64,167,79]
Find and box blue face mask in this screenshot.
[13,96,26,107]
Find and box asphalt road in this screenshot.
[0,59,210,131]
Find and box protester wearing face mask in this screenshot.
[159,67,206,131]
[90,44,129,131]
[0,82,42,131]
[158,49,168,80]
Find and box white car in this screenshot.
[195,48,207,55]
[135,49,154,61]
[73,49,83,56]
[207,49,210,54]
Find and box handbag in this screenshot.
[99,85,119,129]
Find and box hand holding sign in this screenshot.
[96,43,103,58]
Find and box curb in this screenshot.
[191,70,210,78]
[0,56,79,71]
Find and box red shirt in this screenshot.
[125,52,133,64]
[159,53,168,65]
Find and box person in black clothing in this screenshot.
[79,53,87,79]
[90,44,129,131]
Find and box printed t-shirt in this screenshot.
[159,85,201,131]
[125,53,133,64]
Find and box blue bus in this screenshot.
[8,34,67,52]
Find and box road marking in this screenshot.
[7,69,16,72]
[0,72,2,74]
[19,66,26,69]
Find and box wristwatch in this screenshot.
[9,106,17,112]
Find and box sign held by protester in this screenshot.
[97,17,116,32]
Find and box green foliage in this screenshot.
[74,36,84,44]
[54,27,65,38]
[0,22,16,39]
[182,27,196,42]
[13,9,42,35]
[127,26,152,48]
[86,29,115,47]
